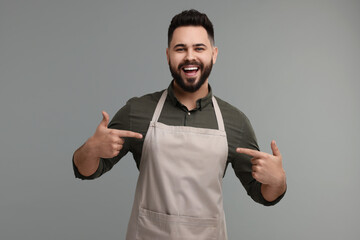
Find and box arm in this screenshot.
[73,111,143,177]
[73,138,101,177]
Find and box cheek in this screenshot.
[201,57,213,66]
[201,53,213,64]
[169,56,182,68]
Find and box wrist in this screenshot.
[84,136,101,159]
[265,171,287,190]
[276,171,287,187]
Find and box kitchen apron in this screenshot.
[126,90,229,240]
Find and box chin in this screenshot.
[184,78,197,84]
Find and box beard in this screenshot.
[169,59,213,93]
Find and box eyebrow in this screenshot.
[173,43,207,49]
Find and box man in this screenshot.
[73,9,286,240]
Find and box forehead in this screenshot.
[170,26,211,47]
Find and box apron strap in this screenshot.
[212,96,225,132]
[151,89,226,132]
[151,90,168,122]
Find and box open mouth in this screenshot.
[182,65,200,76]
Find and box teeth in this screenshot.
[183,67,198,71]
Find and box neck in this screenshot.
[173,80,209,110]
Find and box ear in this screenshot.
[166,48,169,64]
[212,46,218,64]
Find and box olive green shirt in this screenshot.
[73,83,284,206]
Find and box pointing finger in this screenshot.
[117,130,143,139]
[236,148,265,158]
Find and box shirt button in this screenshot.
[187,112,191,116]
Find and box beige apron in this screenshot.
[126,90,229,240]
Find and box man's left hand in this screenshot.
[236,140,286,187]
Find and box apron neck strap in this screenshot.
[151,89,225,132]
[151,90,168,122]
[212,96,225,132]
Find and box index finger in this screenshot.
[236,148,265,158]
[117,130,143,139]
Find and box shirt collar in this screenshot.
[167,80,213,111]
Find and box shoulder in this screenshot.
[109,90,164,130]
[214,96,259,153]
[214,96,251,126]
[122,90,164,114]
[127,90,163,114]
[126,90,164,106]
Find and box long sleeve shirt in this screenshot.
[73,83,285,206]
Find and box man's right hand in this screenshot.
[73,111,143,177]
[90,111,143,159]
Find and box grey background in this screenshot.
[0,0,359,239]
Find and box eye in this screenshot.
[175,48,185,52]
[195,48,205,52]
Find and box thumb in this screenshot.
[271,140,281,157]
[100,111,109,128]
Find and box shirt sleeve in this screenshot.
[223,104,285,206]
[73,102,132,180]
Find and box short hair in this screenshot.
[168,9,215,46]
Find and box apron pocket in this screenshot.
[136,207,218,240]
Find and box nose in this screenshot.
[185,49,195,61]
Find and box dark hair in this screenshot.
[168,9,214,46]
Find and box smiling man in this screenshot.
[73,9,286,240]
[168,26,216,93]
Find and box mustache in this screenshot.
[178,60,204,70]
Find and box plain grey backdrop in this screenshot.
[1,0,359,239]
